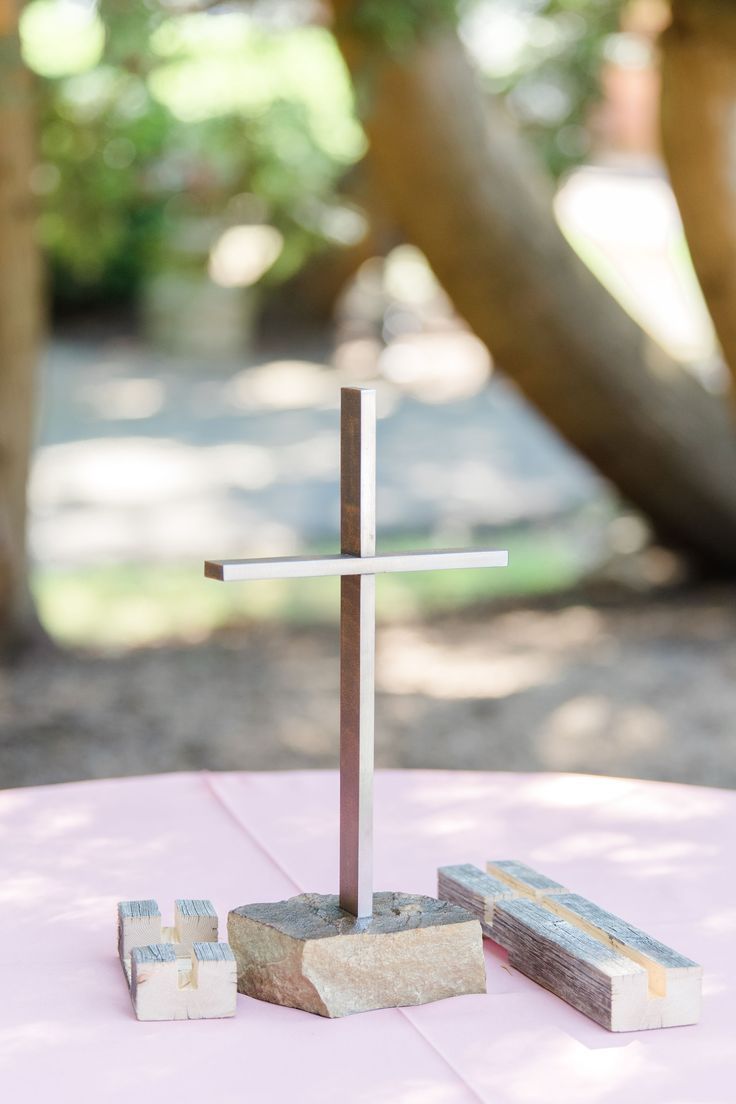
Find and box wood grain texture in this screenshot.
[491,897,646,1030]
[437,864,513,926]
[438,863,702,1031]
[175,898,218,947]
[118,899,236,1021]
[486,859,566,898]
[117,899,161,960]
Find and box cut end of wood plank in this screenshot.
[438,864,515,926]
[132,942,176,965]
[204,561,226,581]
[118,900,160,919]
[175,899,218,946]
[438,861,702,1032]
[193,941,235,963]
[118,899,163,961]
[119,899,236,1021]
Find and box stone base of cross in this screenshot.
[205,387,508,1016]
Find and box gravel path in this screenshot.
[32,334,605,567]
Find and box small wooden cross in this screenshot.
[205,387,508,919]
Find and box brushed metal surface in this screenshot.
[339,389,376,918]
[339,572,375,918]
[204,386,509,920]
[341,387,376,559]
[204,549,509,582]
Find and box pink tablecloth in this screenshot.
[1,769,732,1103]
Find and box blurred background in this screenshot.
[2,0,735,789]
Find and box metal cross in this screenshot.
[205,387,508,920]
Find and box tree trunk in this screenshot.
[0,1,44,657]
[268,157,399,324]
[661,0,736,395]
[332,11,736,571]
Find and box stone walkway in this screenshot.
[31,331,607,568]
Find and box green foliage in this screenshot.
[340,0,621,179]
[21,0,623,310]
[37,70,170,307]
[22,1,365,310]
[466,0,624,178]
[343,0,460,52]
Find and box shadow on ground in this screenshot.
[2,584,734,790]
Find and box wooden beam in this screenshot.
[438,863,701,1031]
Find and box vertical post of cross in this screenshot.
[339,387,376,919]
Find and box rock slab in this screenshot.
[228,891,486,1017]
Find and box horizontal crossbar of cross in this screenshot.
[204,549,509,583]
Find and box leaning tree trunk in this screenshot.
[332,9,736,571]
[661,0,736,396]
[0,0,43,656]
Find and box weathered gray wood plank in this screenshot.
[176,899,217,918]
[486,859,566,897]
[438,864,514,925]
[492,897,645,1030]
[193,941,236,963]
[132,942,176,965]
[549,892,698,971]
[119,899,160,919]
[437,861,702,1031]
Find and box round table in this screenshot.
[1,769,731,1102]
